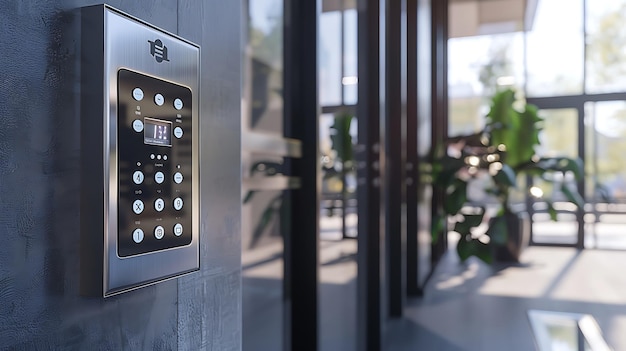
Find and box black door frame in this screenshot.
[528,92,626,250]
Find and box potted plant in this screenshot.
[322,111,356,238]
[431,89,584,263]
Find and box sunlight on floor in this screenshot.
[476,247,626,306]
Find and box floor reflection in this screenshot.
[528,310,612,351]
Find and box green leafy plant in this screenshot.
[323,111,355,238]
[432,89,584,263]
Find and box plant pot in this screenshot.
[493,210,531,262]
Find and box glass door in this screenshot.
[584,100,626,249]
[529,97,626,250]
[242,1,287,350]
[528,107,584,247]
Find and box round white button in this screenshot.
[154,226,165,240]
[133,200,144,214]
[154,198,165,212]
[173,197,183,211]
[132,119,144,132]
[173,223,183,236]
[163,155,168,161]
[173,172,183,184]
[155,171,165,184]
[173,127,183,139]
[150,154,155,160]
[157,155,162,160]
[133,171,144,184]
[154,93,165,106]
[174,98,183,110]
[132,87,144,101]
[132,228,144,243]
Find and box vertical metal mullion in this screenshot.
[523,0,532,243]
[357,0,382,348]
[580,0,588,250]
[283,0,320,350]
[341,0,345,104]
[386,0,406,318]
[582,0,588,94]
[580,0,589,249]
[592,102,599,248]
[430,0,448,263]
[577,323,586,351]
[526,171,536,245]
[577,103,585,249]
[405,0,419,296]
[340,0,347,239]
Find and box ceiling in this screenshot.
[449,0,539,38]
[322,0,356,12]
[321,0,539,38]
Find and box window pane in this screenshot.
[532,108,579,245]
[537,109,578,158]
[585,0,626,93]
[246,0,284,135]
[448,33,524,136]
[320,11,342,106]
[586,101,626,198]
[448,96,486,136]
[343,9,358,105]
[243,1,285,350]
[526,0,584,97]
[584,101,626,249]
[449,34,524,98]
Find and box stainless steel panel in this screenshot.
[82,5,200,296]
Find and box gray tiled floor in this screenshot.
[245,214,626,350]
[387,247,626,351]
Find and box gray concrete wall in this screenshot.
[0,1,241,350]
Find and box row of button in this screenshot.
[133,171,183,185]
[132,87,184,110]
[133,197,184,214]
[132,223,184,243]
[150,154,168,161]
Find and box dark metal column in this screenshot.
[283,0,319,350]
[357,0,382,348]
[406,0,420,296]
[386,0,407,317]
[430,0,448,263]
[576,103,586,250]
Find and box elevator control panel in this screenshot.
[80,5,200,297]
[117,69,193,257]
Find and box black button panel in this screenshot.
[117,69,193,257]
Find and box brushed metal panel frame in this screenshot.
[80,5,199,297]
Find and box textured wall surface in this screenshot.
[0,1,241,350]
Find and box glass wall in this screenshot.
[242,1,285,350]
[526,0,584,97]
[448,0,626,249]
[585,0,626,93]
[318,1,358,349]
[320,11,343,106]
[320,5,359,107]
[448,33,524,135]
[343,9,358,105]
[532,108,580,245]
[584,101,626,249]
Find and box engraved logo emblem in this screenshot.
[148,39,169,63]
